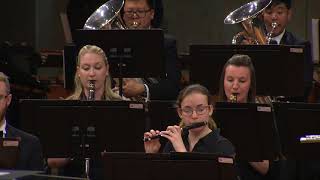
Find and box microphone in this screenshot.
[143,121,208,142]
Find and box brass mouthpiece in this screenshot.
[128,21,140,29]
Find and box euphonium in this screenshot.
[224,0,277,45]
[83,0,126,30]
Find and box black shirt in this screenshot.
[162,129,235,156]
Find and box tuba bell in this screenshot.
[224,0,277,45]
[83,0,126,30]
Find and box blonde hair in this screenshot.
[67,45,121,100]
[0,72,10,94]
[176,84,217,130]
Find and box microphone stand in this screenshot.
[143,98,151,132]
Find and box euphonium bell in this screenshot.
[224,0,277,45]
[83,0,126,30]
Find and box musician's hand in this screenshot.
[122,79,145,98]
[235,31,256,45]
[160,125,187,152]
[112,86,119,92]
[47,158,70,168]
[144,129,161,153]
[249,160,269,175]
[241,37,256,45]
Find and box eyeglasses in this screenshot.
[123,9,151,18]
[0,95,8,101]
[180,105,210,116]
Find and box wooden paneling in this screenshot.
[2,0,320,52]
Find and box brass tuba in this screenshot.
[83,0,126,30]
[224,0,277,45]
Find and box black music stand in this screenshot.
[102,152,237,180]
[189,44,306,97]
[0,170,43,179]
[214,102,279,161]
[19,100,182,156]
[19,99,146,158]
[273,102,320,160]
[145,100,180,151]
[146,100,179,130]
[64,29,165,96]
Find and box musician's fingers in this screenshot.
[166,126,180,135]
[150,129,161,137]
[159,133,171,140]
[173,125,181,132]
[166,126,175,132]
[144,132,152,138]
[112,87,119,91]
[241,39,251,45]
[159,131,171,140]
[160,130,171,136]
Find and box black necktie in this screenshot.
[0,131,3,138]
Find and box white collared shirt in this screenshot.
[271,29,286,45]
[0,119,7,137]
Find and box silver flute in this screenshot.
[143,121,208,142]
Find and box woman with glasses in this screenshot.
[143,84,234,155]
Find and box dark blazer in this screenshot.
[280,30,306,45]
[147,34,181,100]
[6,124,44,170]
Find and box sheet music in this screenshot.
[0,172,9,176]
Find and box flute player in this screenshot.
[143,84,235,155]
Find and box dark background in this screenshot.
[0,0,319,55]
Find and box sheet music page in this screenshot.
[0,172,9,176]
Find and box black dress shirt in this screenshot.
[162,129,235,156]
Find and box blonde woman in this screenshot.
[48,45,122,174]
[67,44,121,101]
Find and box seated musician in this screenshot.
[48,45,122,177]
[0,72,44,170]
[121,0,181,101]
[217,54,283,180]
[144,84,234,155]
[67,44,122,101]
[239,0,313,102]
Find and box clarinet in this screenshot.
[88,80,95,101]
